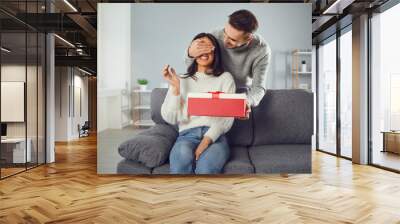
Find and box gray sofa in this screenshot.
[117,88,313,174]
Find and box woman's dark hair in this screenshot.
[184,33,224,79]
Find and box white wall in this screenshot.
[55,67,68,141]
[97,3,132,132]
[131,3,311,90]
[72,74,89,138]
[55,67,89,141]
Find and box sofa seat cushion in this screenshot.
[152,163,170,174]
[223,146,255,174]
[118,124,178,168]
[117,159,152,174]
[248,144,311,173]
[153,147,255,174]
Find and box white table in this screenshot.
[1,138,31,163]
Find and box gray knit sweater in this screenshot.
[185,28,271,106]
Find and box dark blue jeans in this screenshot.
[169,126,230,174]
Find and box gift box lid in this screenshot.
[187,92,247,99]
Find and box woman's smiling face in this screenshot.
[195,37,215,68]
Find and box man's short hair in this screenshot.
[228,9,259,33]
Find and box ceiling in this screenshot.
[0,0,392,75]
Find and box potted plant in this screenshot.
[137,79,148,91]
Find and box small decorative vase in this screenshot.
[301,61,307,73]
[139,85,147,91]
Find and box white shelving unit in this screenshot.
[133,89,151,93]
[132,89,154,128]
[133,120,155,127]
[133,105,151,110]
[293,71,312,75]
[120,88,131,128]
[291,49,312,90]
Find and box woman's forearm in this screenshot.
[204,117,234,143]
[160,87,182,124]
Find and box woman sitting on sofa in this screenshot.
[161,33,236,174]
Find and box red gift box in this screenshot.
[187,91,247,117]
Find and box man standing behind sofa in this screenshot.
[185,9,271,118]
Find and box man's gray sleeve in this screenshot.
[184,46,195,67]
[183,42,194,67]
[248,45,271,107]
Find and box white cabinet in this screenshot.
[1,138,32,163]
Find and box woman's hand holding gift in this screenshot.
[162,64,180,96]
[238,102,251,120]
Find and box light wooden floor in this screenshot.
[373,150,400,171]
[1,167,26,177]
[1,135,400,224]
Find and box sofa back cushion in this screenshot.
[226,116,253,147]
[252,89,313,145]
[151,88,169,124]
[226,87,253,146]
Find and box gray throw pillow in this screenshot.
[118,124,178,168]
